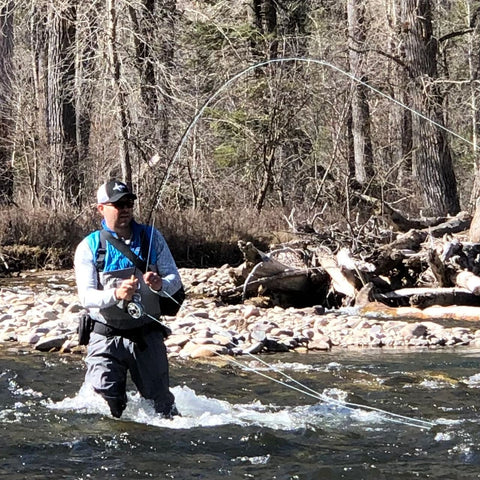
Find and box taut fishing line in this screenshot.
[159,290,435,431]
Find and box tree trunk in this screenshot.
[0,2,14,205]
[254,147,276,211]
[400,0,460,216]
[251,0,278,59]
[347,0,374,186]
[61,2,79,205]
[46,0,66,208]
[467,3,480,208]
[43,0,78,208]
[73,1,97,204]
[156,0,176,164]
[106,0,132,186]
[26,2,45,207]
[384,0,413,182]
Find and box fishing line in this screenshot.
[159,290,434,430]
[137,208,434,429]
[213,350,433,430]
[233,347,434,429]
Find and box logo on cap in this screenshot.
[113,182,127,192]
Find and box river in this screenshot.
[1,342,480,479]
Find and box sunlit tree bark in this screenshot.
[42,0,78,208]
[466,1,480,207]
[105,0,132,186]
[347,0,373,186]
[400,0,460,215]
[72,1,99,204]
[0,1,14,204]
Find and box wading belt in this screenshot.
[92,321,171,351]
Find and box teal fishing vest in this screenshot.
[86,222,161,329]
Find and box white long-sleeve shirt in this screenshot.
[74,220,182,327]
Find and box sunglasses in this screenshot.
[106,199,135,209]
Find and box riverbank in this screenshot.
[1,268,480,357]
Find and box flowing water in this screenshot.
[1,344,480,479]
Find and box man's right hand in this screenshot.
[114,276,139,301]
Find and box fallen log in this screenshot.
[357,193,450,231]
[455,270,480,295]
[376,211,471,254]
[242,270,309,295]
[226,241,328,307]
[356,280,480,321]
[228,209,474,310]
[359,302,480,322]
[317,254,357,299]
[373,286,480,308]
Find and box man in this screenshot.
[74,179,183,419]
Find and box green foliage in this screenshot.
[213,144,237,168]
[190,21,256,51]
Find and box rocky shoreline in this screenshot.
[1,267,480,358]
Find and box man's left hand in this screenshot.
[144,271,162,291]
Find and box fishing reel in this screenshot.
[126,299,145,319]
[118,294,145,319]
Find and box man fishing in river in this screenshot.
[74,179,183,419]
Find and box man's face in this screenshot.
[97,198,135,232]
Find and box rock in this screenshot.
[263,338,290,352]
[187,344,227,359]
[308,337,332,351]
[164,334,190,348]
[35,335,68,352]
[243,341,264,354]
[243,305,261,319]
[212,333,234,346]
[399,323,428,338]
[250,329,266,341]
[270,327,293,337]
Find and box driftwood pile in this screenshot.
[223,201,480,322]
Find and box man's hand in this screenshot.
[114,275,139,301]
[144,271,163,292]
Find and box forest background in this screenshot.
[1,0,480,270]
